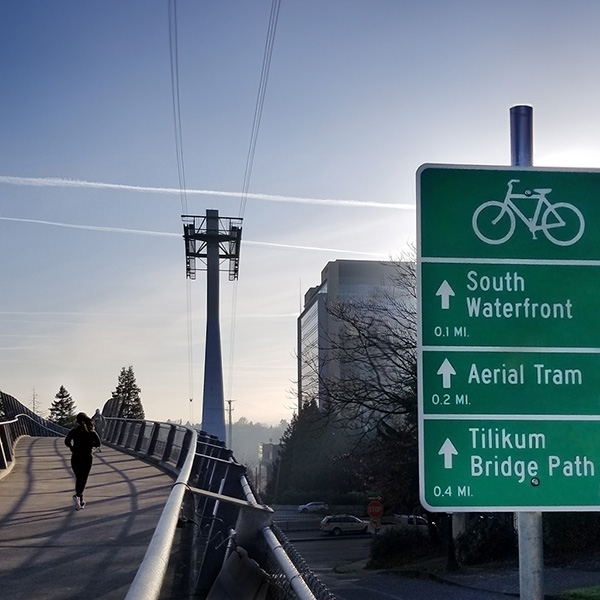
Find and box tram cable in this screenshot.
[168,0,194,421]
[228,0,281,406]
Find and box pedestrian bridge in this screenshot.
[0,392,335,600]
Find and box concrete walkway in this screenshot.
[0,436,175,600]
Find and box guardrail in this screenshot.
[107,416,336,599]
[103,416,194,475]
[0,391,67,477]
[122,420,198,600]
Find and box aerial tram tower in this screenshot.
[182,210,242,440]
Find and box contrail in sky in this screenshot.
[0,175,415,210]
[0,216,387,257]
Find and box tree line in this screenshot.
[47,365,144,428]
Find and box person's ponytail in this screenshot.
[76,412,95,432]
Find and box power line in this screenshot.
[168,0,194,416]
[238,0,281,218]
[169,0,188,216]
[228,0,282,405]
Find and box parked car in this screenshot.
[320,514,369,536]
[297,501,329,513]
[393,514,430,534]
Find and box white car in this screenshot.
[297,501,329,513]
[320,515,369,536]
[393,514,429,533]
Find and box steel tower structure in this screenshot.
[182,210,242,440]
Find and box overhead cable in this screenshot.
[169,0,188,216]
[169,0,194,415]
[238,0,281,218]
[229,0,281,408]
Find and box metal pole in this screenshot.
[261,527,318,600]
[202,210,227,440]
[510,104,543,600]
[227,399,233,448]
[510,105,533,167]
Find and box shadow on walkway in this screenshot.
[0,437,175,600]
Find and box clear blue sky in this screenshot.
[2,1,600,424]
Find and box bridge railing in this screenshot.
[103,416,193,474]
[106,416,336,600]
[0,391,67,477]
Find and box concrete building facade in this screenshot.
[297,259,405,412]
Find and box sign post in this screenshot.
[367,500,384,533]
[510,104,543,600]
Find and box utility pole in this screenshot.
[31,387,38,415]
[182,210,242,441]
[227,399,234,448]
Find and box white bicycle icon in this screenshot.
[472,179,585,246]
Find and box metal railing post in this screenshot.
[134,421,146,453]
[0,426,11,467]
[125,421,137,449]
[117,420,127,446]
[147,423,160,458]
[163,424,176,463]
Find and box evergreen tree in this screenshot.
[112,365,145,419]
[265,401,354,503]
[48,385,77,428]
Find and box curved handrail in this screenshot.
[124,424,197,600]
[12,413,69,436]
[1,394,69,476]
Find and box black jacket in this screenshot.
[65,426,101,455]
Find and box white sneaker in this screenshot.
[73,495,81,510]
[80,500,86,509]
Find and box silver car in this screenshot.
[297,501,329,513]
[320,515,368,536]
[393,514,429,533]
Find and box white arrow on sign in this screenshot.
[436,280,455,309]
[439,438,458,469]
[437,358,456,389]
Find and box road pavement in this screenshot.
[290,532,512,600]
[284,520,600,600]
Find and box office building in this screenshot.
[297,260,410,411]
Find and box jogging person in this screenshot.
[65,412,101,510]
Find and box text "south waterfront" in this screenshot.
[466,270,573,320]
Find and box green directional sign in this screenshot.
[423,419,600,510]
[421,262,600,348]
[417,164,600,511]
[418,165,600,261]
[422,351,600,416]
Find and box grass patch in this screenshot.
[559,587,600,600]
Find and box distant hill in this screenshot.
[229,417,288,469]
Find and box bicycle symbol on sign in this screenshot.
[472,179,585,246]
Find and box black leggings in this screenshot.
[71,453,93,497]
